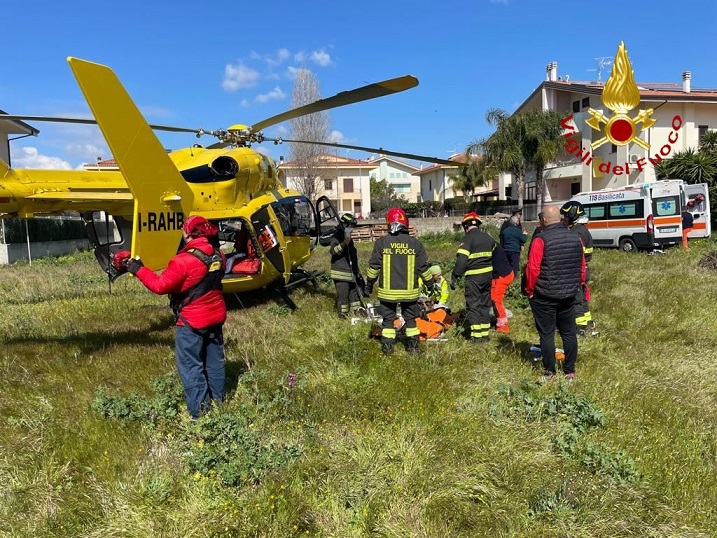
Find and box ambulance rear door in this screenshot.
[684,183,711,238]
[649,182,682,248]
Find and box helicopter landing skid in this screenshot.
[274,270,325,310]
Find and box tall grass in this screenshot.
[0,238,716,537]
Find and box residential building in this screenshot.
[503,61,717,203]
[280,153,372,217]
[280,153,425,217]
[0,111,39,165]
[415,153,499,206]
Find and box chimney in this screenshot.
[550,62,558,82]
[545,63,552,81]
[682,71,692,93]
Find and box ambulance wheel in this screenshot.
[619,237,637,252]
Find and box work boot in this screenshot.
[381,341,395,356]
[470,336,490,344]
[406,337,421,355]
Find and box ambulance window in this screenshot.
[584,204,606,220]
[652,196,679,216]
[608,201,643,219]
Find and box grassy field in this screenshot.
[1,230,716,537]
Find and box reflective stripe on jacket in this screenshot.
[452,228,495,281]
[366,231,431,302]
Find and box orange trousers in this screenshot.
[491,272,515,320]
[682,227,693,249]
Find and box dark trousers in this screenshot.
[574,266,591,327]
[379,300,421,342]
[529,294,577,375]
[334,280,361,316]
[175,324,225,419]
[465,276,492,339]
[506,250,521,280]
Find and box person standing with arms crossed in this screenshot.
[364,208,432,355]
[524,205,585,381]
[451,212,495,343]
[115,215,227,419]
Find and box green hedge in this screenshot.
[1,217,87,244]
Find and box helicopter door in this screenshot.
[251,205,291,283]
[313,195,341,249]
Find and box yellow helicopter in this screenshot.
[0,57,456,306]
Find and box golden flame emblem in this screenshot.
[586,41,656,150]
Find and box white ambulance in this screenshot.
[569,180,710,252]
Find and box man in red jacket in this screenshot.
[117,215,227,419]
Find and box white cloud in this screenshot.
[253,145,272,157]
[490,0,509,4]
[222,62,260,91]
[64,143,106,161]
[14,147,72,170]
[294,52,307,64]
[240,99,251,108]
[139,105,173,119]
[310,49,333,67]
[287,66,311,80]
[275,125,288,135]
[328,130,347,144]
[250,48,291,67]
[255,86,286,103]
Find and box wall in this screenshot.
[0,239,90,265]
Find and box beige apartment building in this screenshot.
[503,62,717,203]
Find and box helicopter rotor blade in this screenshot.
[0,114,201,134]
[272,138,460,166]
[250,75,418,133]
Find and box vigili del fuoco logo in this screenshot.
[561,41,682,176]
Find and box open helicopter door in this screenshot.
[250,205,291,284]
[313,195,341,249]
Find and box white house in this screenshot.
[502,61,717,203]
[0,111,39,165]
[415,153,500,206]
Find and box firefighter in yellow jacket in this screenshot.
[451,212,495,343]
[364,207,433,355]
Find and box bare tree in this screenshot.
[288,69,332,202]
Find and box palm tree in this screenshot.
[523,109,564,211]
[467,108,529,208]
[654,147,717,184]
[467,108,564,210]
[448,157,496,207]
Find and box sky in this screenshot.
[2,0,717,170]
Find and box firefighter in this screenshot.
[560,200,597,336]
[450,212,495,343]
[364,207,432,355]
[329,212,364,318]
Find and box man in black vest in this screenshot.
[524,205,585,381]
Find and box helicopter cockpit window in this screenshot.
[271,197,313,237]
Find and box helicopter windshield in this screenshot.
[271,196,314,237]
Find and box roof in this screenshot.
[413,153,478,176]
[516,79,717,114]
[0,109,40,136]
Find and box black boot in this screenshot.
[381,341,394,355]
[406,337,421,355]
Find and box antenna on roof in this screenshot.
[587,57,612,83]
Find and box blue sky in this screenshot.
[3,0,716,170]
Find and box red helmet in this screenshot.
[386,207,408,234]
[183,215,219,238]
[462,212,481,230]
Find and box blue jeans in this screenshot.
[175,324,225,419]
